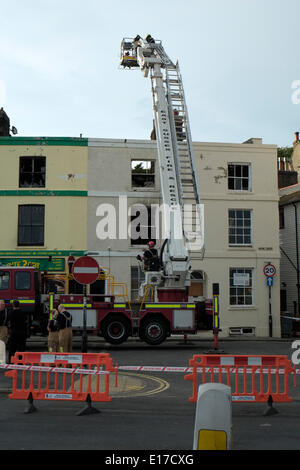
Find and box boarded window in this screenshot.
[189,271,204,297]
[18,205,45,246]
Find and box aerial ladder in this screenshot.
[120,35,205,301]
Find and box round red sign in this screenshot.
[72,256,100,285]
[263,264,276,277]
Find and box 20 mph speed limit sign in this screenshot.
[263,264,276,277]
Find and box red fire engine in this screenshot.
[0,265,212,345]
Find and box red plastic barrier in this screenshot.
[184,355,296,403]
[5,352,118,407]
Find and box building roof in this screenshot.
[279,183,300,205]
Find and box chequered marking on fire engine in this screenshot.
[72,371,170,398]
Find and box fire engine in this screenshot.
[0,35,214,345]
[0,264,212,344]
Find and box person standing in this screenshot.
[7,300,28,363]
[0,300,8,345]
[47,309,59,353]
[141,241,160,271]
[56,304,73,353]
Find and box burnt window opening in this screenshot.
[131,160,155,188]
[18,205,45,246]
[19,156,46,188]
[130,205,157,246]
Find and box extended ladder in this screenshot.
[163,62,204,255]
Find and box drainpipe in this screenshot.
[293,203,300,315]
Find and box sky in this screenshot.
[0,0,299,147]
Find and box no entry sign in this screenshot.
[72,256,100,285]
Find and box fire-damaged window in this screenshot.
[18,205,45,246]
[19,156,46,188]
[130,204,156,246]
[131,160,155,188]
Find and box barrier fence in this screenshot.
[184,355,297,403]
[4,352,118,415]
[2,352,298,412]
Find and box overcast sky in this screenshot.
[1,0,299,147]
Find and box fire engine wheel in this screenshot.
[140,317,168,346]
[101,315,130,345]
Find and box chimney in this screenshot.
[294,132,299,144]
[0,108,10,136]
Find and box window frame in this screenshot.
[131,160,155,189]
[228,209,252,246]
[229,268,253,307]
[228,163,251,192]
[18,204,45,247]
[19,156,46,188]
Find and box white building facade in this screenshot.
[87,137,281,338]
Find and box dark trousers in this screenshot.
[8,332,26,363]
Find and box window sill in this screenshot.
[228,246,254,250]
[227,190,252,194]
[16,246,46,249]
[131,187,157,191]
[228,306,257,310]
[19,186,46,189]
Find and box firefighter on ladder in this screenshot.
[137,241,160,272]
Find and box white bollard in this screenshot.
[0,340,5,364]
[193,383,232,450]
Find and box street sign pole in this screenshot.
[82,285,88,353]
[213,283,220,350]
[72,256,100,354]
[269,284,272,338]
[264,264,276,338]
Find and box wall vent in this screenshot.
[229,327,255,336]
